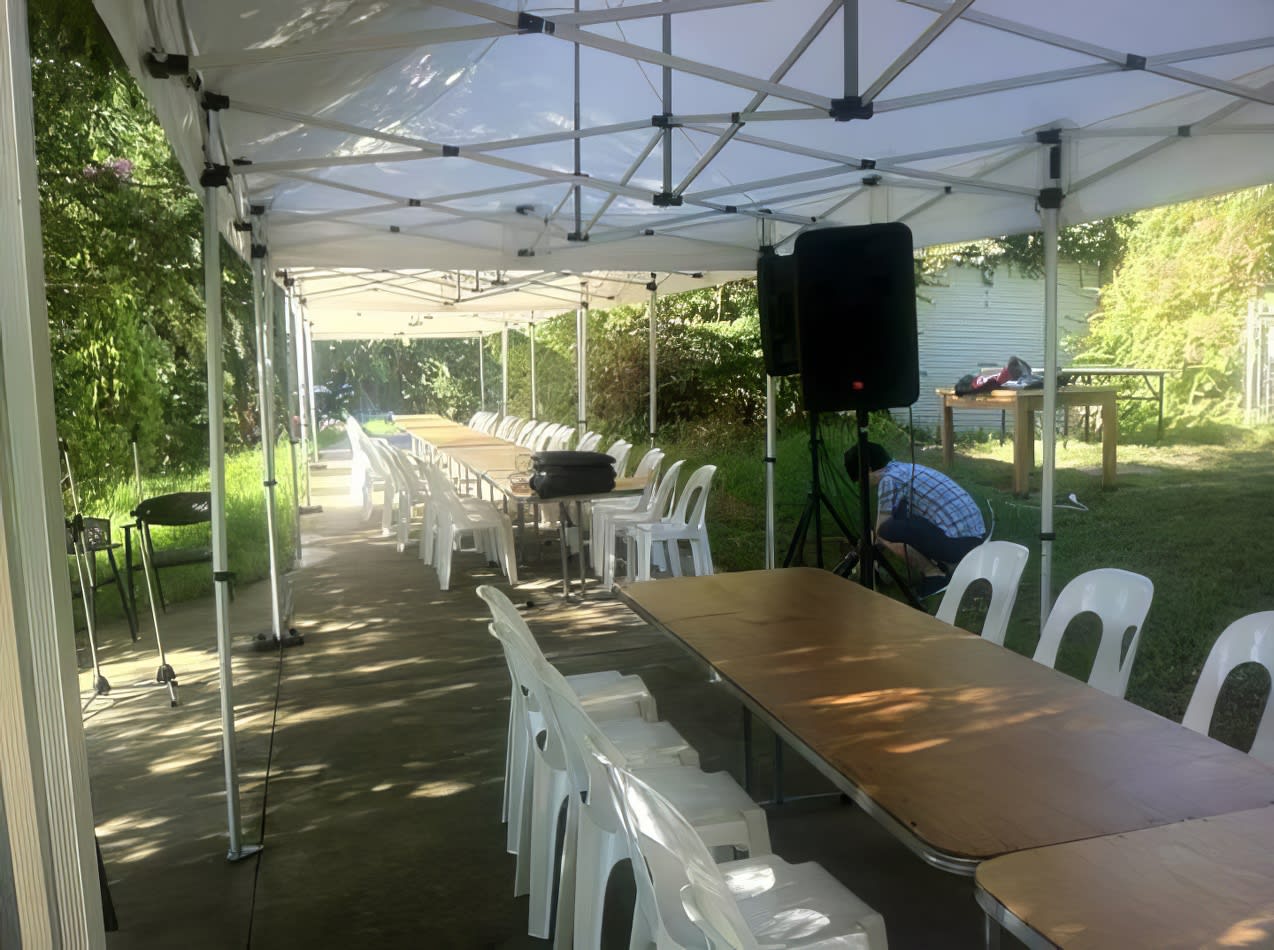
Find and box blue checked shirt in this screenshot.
[876,460,985,539]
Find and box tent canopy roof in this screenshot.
[96,0,1274,336]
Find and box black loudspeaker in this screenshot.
[756,251,799,377]
[793,223,919,412]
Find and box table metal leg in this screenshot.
[557,502,571,600]
[773,735,785,805]
[983,913,1002,950]
[1102,394,1118,490]
[575,500,587,594]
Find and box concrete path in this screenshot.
[85,450,995,948]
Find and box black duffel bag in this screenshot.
[529,450,616,499]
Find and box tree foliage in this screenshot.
[1073,187,1274,430]
[31,0,258,495]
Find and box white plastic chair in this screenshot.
[488,618,699,918]
[1182,612,1274,764]
[539,656,770,950]
[548,426,576,451]
[1032,568,1154,698]
[422,465,518,590]
[935,541,1030,645]
[601,460,683,589]
[577,431,603,452]
[475,586,673,852]
[632,463,717,582]
[603,439,632,477]
[609,759,887,950]
[590,450,663,571]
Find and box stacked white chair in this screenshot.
[935,541,1030,645]
[477,585,672,826]
[632,463,717,582]
[494,626,768,946]
[608,757,887,950]
[601,460,684,589]
[590,449,664,574]
[541,664,773,950]
[422,464,518,590]
[514,419,538,444]
[576,431,603,452]
[1182,611,1274,764]
[1032,568,1154,698]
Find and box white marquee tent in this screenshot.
[2,0,1272,942]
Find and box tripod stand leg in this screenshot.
[782,495,816,567]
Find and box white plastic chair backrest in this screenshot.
[665,464,715,530]
[549,426,575,451]
[515,419,537,444]
[577,432,603,452]
[522,421,547,448]
[648,459,685,520]
[535,424,560,451]
[611,764,759,950]
[1182,612,1274,764]
[604,440,632,476]
[935,541,1030,645]
[535,654,634,838]
[1033,568,1154,698]
[631,448,663,481]
[476,584,540,654]
[364,438,397,482]
[467,411,484,428]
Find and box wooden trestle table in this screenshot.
[975,805,1274,948]
[936,386,1118,496]
[396,415,641,598]
[618,568,1274,935]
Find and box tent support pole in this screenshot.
[648,278,659,446]
[662,12,673,194]
[283,284,304,562]
[765,375,777,570]
[529,320,538,418]
[0,0,103,938]
[249,238,285,646]
[501,323,509,417]
[477,332,486,411]
[577,289,589,439]
[201,114,258,863]
[288,286,311,513]
[1040,143,1062,629]
[843,0,859,96]
[760,218,778,571]
[304,317,320,463]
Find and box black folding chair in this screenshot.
[125,492,229,614]
[66,517,137,640]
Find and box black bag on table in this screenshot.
[529,451,616,499]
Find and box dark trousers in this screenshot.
[878,513,982,570]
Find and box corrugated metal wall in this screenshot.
[893,261,1098,433]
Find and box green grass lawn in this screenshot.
[656,417,1274,753]
[72,443,300,629]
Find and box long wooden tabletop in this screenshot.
[395,414,641,501]
[618,568,1274,872]
[975,806,1274,948]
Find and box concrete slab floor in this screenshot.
[80,450,1019,949]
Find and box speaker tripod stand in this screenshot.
[782,410,923,609]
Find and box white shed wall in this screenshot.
[896,261,1099,434]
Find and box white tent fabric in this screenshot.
[95,0,1274,335]
[296,267,747,337]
